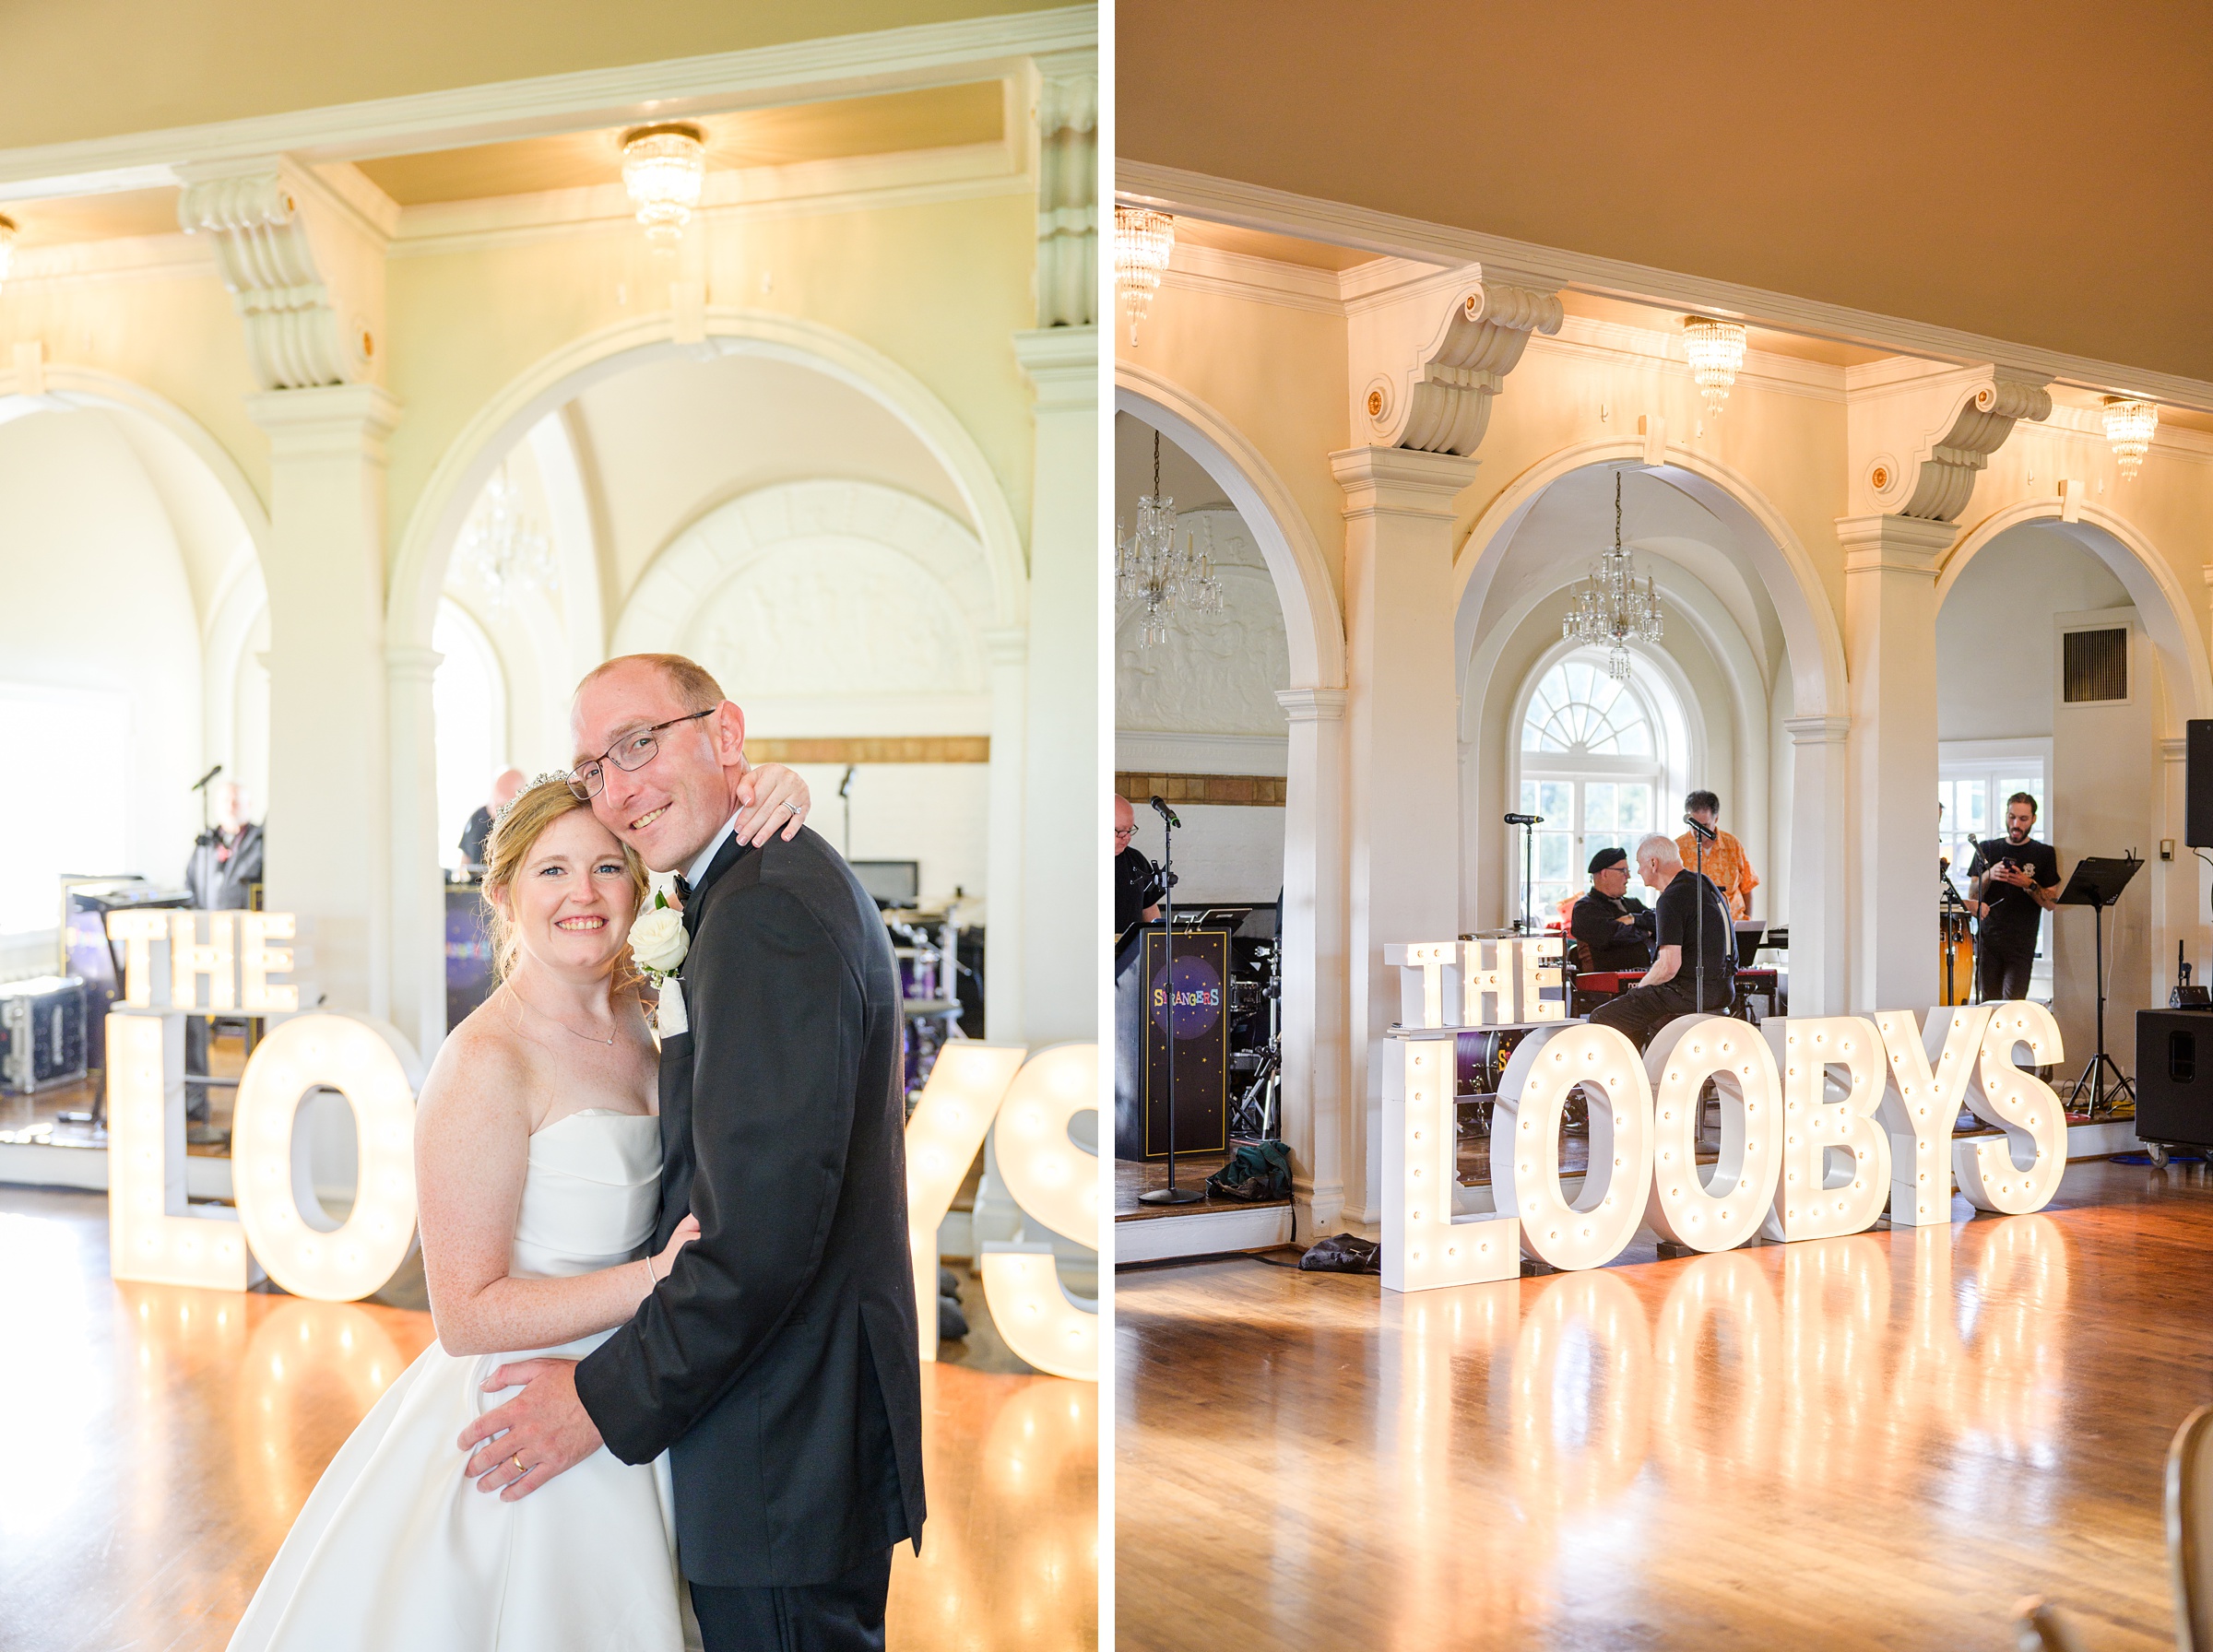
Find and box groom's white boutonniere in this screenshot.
[633,891,690,1036]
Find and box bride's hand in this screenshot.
[732,762,811,847]
[653,1214,701,1281]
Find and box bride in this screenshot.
[228,764,811,1652]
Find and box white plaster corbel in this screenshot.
[177,158,391,393]
[1845,361,2052,523]
[1033,50,1096,329]
[1349,266,1564,456]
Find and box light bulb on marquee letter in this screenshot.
[981,1043,1099,1382]
[231,1012,423,1302]
[1382,1029,1519,1292]
[1643,1014,1781,1253]
[1875,1005,1992,1227]
[170,912,237,1011]
[902,1043,1026,1362]
[1956,1000,2066,1214]
[106,1013,250,1290]
[239,912,300,1012]
[1496,1021,1652,1270]
[1760,1017,1890,1242]
[106,909,173,1007]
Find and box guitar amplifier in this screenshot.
[2136,1009,2213,1150]
[0,975,89,1094]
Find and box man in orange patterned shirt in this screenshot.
[1675,789,1758,920]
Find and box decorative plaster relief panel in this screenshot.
[1117,510,1290,737]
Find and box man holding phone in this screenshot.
[1967,792,2060,1001]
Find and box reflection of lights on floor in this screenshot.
[0,1214,98,1540]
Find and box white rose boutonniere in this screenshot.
[633,892,690,1035]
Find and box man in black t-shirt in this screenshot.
[1967,791,2060,1001]
[1589,833,1735,1049]
[1570,845,1655,973]
[1113,795,1163,944]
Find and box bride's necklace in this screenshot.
[508,984,619,1046]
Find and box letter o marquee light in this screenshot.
[1643,1015,1781,1254]
[1496,1022,1653,1270]
[981,1043,1099,1382]
[231,1013,422,1302]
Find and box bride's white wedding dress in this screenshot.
[229,1110,697,1652]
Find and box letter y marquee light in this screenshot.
[981,1044,1100,1382]
[902,1042,1027,1361]
[1875,1005,1993,1227]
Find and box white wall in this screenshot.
[0,408,205,944]
[1935,525,2130,741]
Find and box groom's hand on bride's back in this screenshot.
[457,1358,603,1501]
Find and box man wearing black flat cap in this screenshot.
[1570,845,1655,974]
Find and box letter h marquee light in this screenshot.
[1380,938,2074,1290]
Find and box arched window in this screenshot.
[433,601,508,872]
[1516,650,1675,923]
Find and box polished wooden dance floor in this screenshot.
[0,1186,1095,1652]
[1118,1158,2213,1651]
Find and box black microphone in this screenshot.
[1150,796,1181,829]
[1683,813,1717,843]
[837,764,856,799]
[190,763,224,792]
[1502,812,1544,826]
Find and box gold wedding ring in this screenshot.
[511,1451,527,1475]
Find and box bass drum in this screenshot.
[1455,1028,1529,1096]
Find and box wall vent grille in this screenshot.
[2063,628,2128,704]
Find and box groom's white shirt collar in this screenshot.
[684,809,742,892]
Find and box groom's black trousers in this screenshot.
[690,1549,893,1652]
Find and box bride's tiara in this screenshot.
[494,771,581,824]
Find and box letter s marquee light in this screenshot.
[982,1044,1100,1383]
[1381,943,2073,1290]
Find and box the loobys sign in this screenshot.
[105,914,1101,1383]
[1382,938,2066,1292]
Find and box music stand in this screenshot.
[2056,854,2144,1118]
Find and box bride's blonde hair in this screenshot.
[480,777,650,982]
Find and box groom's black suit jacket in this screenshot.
[574,826,924,1588]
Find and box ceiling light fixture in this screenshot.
[621,124,707,247]
[1114,206,1175,348]
[1563,470,1663,681]
[1117,428,1222,649]
[461,462,558,611]
[2101,396,2157,481]
[1681,316,1748,416]
[0,214,16,291]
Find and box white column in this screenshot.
[386,645,444,1057]
[1012,325,1098,1048]
[1333,446,1473,1223]
[1782,714,1852,1016]
[983,625,1028,1044]
[1839,513,1955,1015]
[1276,687,1348,1239]
[247,385,403,1018]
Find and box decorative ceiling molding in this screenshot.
[1118,158,2213,416]
[0,6,1097,199]
[177,159,387,392]
[1353,273,1564,455]
[1031,50,1095,329]
[1847,362,2053,522]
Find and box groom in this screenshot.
[460,652,924,1649]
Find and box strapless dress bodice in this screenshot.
[510,1109,661,1280]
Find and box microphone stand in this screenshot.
[1140,798,1201,1206]
[1685,816,1716,1016]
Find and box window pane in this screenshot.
[1537,832,1573,882]
[1521,779,1536,815]
[1584,782,1616,830]
[1538,781,1572,820]
[1620,785,1651,832]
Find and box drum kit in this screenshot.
[882,898,973,1106]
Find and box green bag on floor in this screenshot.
[1204,1139,1292,1201]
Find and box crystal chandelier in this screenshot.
[1116,429,1222,649]
[2102,396,2158,481]
[1681,315,1748,416]
[461,463,558,611]
[621,124,707,247]
[0,214,15,292]
[1114,206,1175,348]
[1562,471,1663,680]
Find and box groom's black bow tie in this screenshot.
[673,874,692,907]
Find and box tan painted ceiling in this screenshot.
[1118,0,2213,385]
[0,0,1043,152]
[356,82,1004,206]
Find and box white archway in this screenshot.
[384,309,1031,1050]
[1112,368,1350,1234]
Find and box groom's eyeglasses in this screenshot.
[567,708,716,800]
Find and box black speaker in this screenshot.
[2189,720,2213,847]
[2136,1009,2213,1149]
